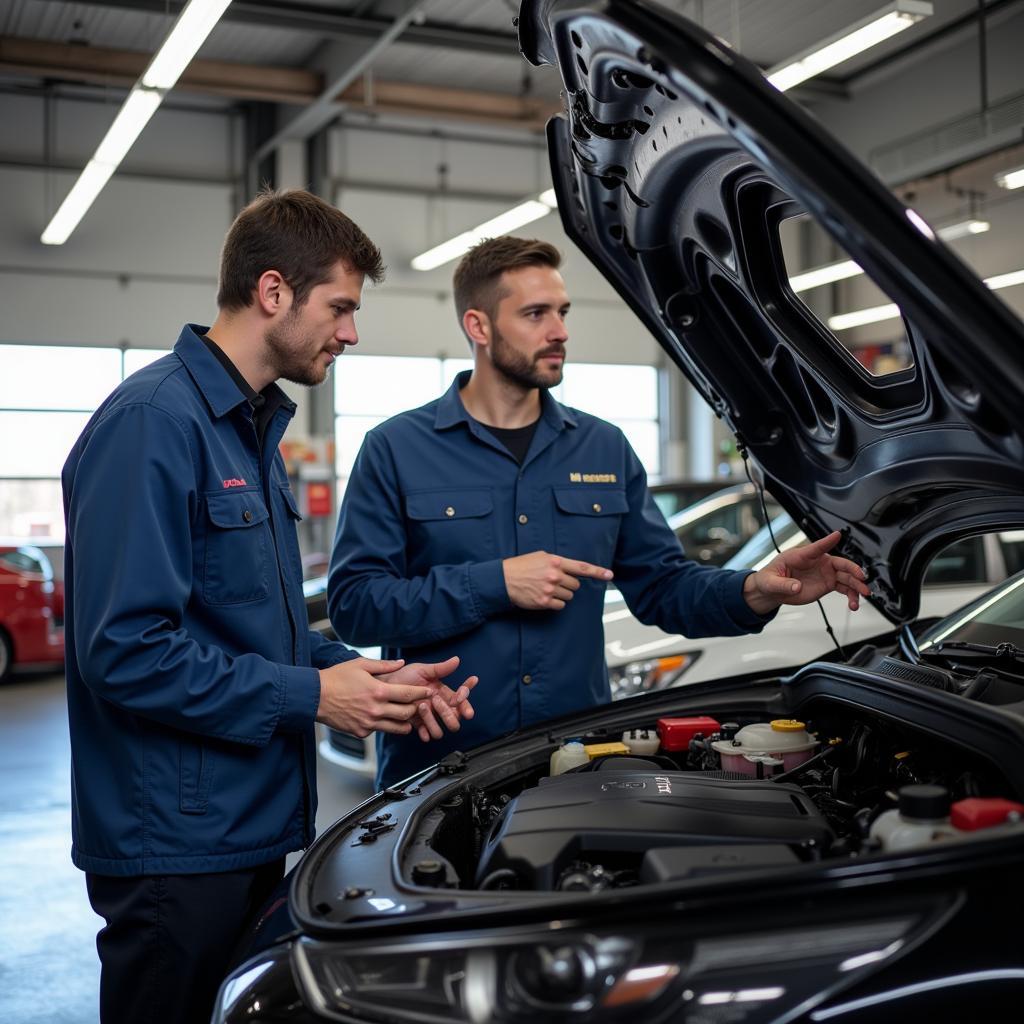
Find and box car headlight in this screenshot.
[294,932,640,1023]
[608,653,698,699]
[290,911,925,1024]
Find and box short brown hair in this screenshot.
[453,236,562,333]
[217,188,385,311]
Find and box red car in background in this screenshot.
[0,541,64,682]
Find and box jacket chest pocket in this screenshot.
[553,488,629,565]
[405,489,495,566]
[203,490,270,605]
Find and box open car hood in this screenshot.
[520,0,1024,623]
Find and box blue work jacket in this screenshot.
[63,325,356,876]
[329,372,771,788]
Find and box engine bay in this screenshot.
[415,699,1024,894]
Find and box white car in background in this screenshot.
[605,510,1024,698]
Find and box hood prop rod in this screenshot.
[736,435,847,659]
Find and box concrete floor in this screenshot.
[0,672,374,1024]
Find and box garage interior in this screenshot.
[2,1,1024,1021]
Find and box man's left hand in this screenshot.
[379,656,478,742]
[743,531,870,616]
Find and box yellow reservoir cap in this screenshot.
[584,741,630,759]
[770,719,807,732]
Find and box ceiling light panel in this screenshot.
[767,1,932,92]
[411,192,558,271]
[828,269,1024,330]
[995,165,1024,190]
[40,0,233,245]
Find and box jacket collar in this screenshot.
[174,324,296,420]
[433,370,578,432]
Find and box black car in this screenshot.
[215,1,1024,1020]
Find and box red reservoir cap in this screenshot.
[656,716,721,752]
[950,797,1024,831]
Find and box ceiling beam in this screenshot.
[27,0,522,57]
[252,0,433,161]
[0,35,318,103]
[0,35,555,129]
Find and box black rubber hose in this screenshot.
[768,741,842,784]
[478,868,519,891]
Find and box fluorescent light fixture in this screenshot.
[411,189,559,271]
[827,267,1024,330]
[789,220,988,294]
[984,268,1024,290]
[40,161,118,246]
[41,0,232,245]
[995,165,1024,190]
[936,218,990,241]
[827,303,901,331]
[92,88,164,168]
[789,259,862,293]
[767,1,932,92]
[142,0,233,89]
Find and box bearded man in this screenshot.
[327,236,868,789]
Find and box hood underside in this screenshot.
[519,0,1024,622]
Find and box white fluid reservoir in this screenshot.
[869,785,960,851]
[622,729,660,756]
[711,719,818,777]
[550,741,589,776]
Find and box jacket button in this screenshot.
[445,506,456,517]
[242,509,253,522]
[522,674,532,685]
[592,503,602,513]
[518,514,528,525]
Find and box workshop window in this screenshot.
[0,343,170,539]
[334,355,660,494]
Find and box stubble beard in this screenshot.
[490,327,564,391]
[264,306,328,388]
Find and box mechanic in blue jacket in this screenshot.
[328,237,870,789]
[62,190,476,1024]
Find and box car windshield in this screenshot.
[919,570,1024,651]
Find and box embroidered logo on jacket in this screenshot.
[222,478,248,488]
[569,472,617,483]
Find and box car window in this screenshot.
[677,503,742,547]
[999,531,1024,577]
[922,536,987,586]
[651,492,676,519]
[0,549,48,576]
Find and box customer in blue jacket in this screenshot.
[327,236,870,790]
[62,190,476,1024]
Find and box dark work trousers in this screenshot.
[86,858,285,1024]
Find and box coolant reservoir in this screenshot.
[622,729,660,756]
[870,785,960,851]
[549,741,589,776]
[711,719,817,777]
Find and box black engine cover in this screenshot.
[476,770,832,889]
